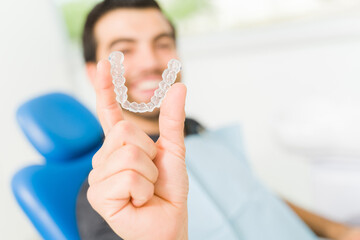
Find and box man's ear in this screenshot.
[86,62,97,87]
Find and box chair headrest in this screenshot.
[16,92,103,163]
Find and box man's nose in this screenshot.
[137,45,161,71]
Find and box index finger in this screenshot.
[94,59,124,135]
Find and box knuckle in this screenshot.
[153,166,159,182]
[86,186,97,206]
[88,170,95,185]
[110,146,139,171]
[92,151,101,168]
[146,140,157,159]
[87,187,104,214]
[123,170,139,186]
[115,120,134,137]
[149,145,158,159]
[124,144,140,162]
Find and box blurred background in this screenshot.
[1,0,360,238]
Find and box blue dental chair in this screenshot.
[12,92,104,240]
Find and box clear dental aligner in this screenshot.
[109,51,181,113]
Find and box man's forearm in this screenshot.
[286,200,349,239]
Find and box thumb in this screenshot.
[158,83,187,150]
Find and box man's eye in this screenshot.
[119,49,132,54]
[157,43,172,49]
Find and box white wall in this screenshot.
[180,8,360,213]
[2,1,360,239]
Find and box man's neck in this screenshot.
[123,111,160,136]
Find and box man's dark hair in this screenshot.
[82,0,176,63]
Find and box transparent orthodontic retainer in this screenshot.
[109,51,181,113]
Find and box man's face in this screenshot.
[94,8,180,117]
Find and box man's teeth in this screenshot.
[137,80,161,91]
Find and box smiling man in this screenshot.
[83,3,181,136]
[76,1,360,240]
[77,1,198,239]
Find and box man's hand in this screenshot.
[335,227,360,240]
[87,60,189,240]
[286,201,360,240]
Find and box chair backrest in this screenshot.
[12,92,103,240]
